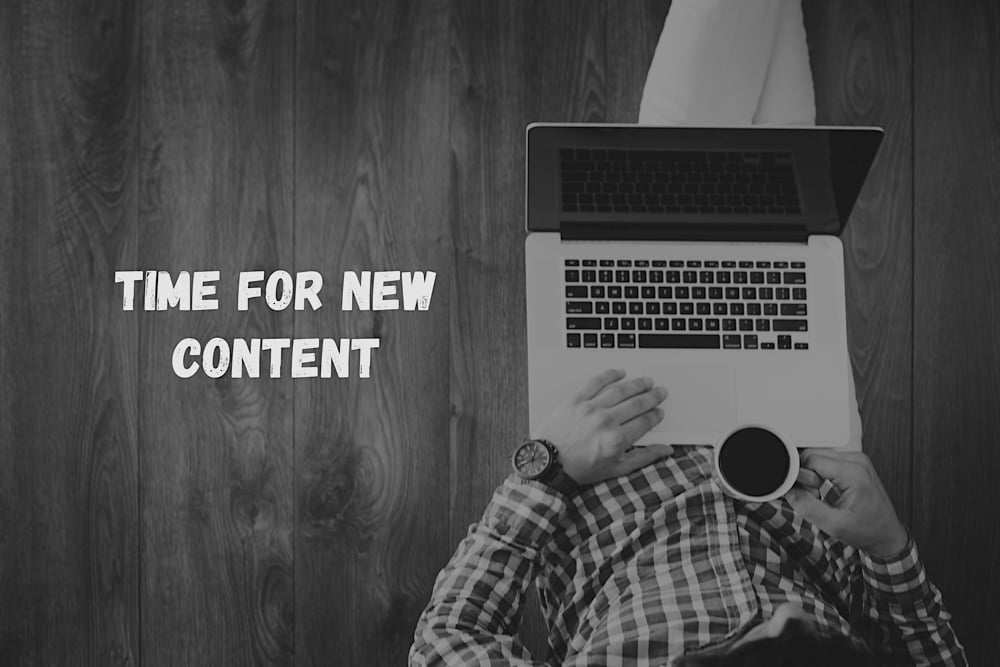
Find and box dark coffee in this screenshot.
[717,427,791,497]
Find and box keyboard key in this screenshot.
[683,271,697,283]
[689,318,703,330]
[567,333,581,347]
[601,333,615,348]
[774,261,789,269]
[605,317,619,329]
[629,302,644,314]
[642,286,656,299]
[600,259,615,267]
[723,334,742,349]
[655,317,670,330]
[582,270,596,282]
[680,302,694,315]
[635,260,649,267]
[566,302,593,314]
[650,270,664,282]
[625,286,639,298]
[742,287,756,299]
[744,335,758,349]
[793,288,807,300]
[598,270,612,282]
[723,318,737,331]
[759,287,773,299]
[672,318,686,331]
[794,342,809,350]
[791,261,806,269]
[717,271,731,283]
[664,303,677,315]
[776,288,790,300]
[725,287,740,299]
[778,335,792,349]
[764,303,778,316]
[713,303,727,315]
[622,318,636,330]
[567,317,601,330]
[658,286,673,299]
[591,285,605,298]
[566,286,588,298]
[755,319,770,331]
[709,287,723,299]
[617,260,632,267]
[692,286,706,299]
[638,318,653,330]
[583,333,598,348]
[638,334,720,349]
[676,287,690,299]
[646,302,660,315]
[755,261,771,268]
[780,303,807,316]
[616,270,630,282]
[565,259,580,266]
[696,303,711,315]
[633,270,647,282]
[750,271,764,284]
[783,272,806,284]
[747,303,761,316]
[705,260,719,268]
[699,271,714,283]
[730,303,745,316]
[565,270,580,282]
[667,271,681,283]
[618,333,636,348]
[766,272,781,284]
[773,319,807,332]
[761,341,775,349]
[722,261,737,268]
[596,301,610,314]
[734,271,748,284]
[687,260,702,267]
[706,318,720,331]
[739,318,753,331]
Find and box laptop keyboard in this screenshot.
[564,258,809,351]
[560,149,801,215]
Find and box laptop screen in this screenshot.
[526,125,883,242]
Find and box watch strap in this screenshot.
[532,439,580,497]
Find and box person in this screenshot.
[410,1,967,665]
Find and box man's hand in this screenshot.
[784,449,909,557]
[534,369,672,486]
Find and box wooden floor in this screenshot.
[1,0,997,664]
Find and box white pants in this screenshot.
[639,0,864,448]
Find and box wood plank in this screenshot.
[292,1,452,664]
[804,0,914,525]
[0,0,140,664]
[448,0,607,656]
[605,0,670,122]
[138,1,295,663]
[913,2,1000,663]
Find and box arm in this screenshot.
[857,535,967,666]
[786,451,967,666]
[408,477,566,666]
[410,370,672,665]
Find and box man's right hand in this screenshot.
[784,449,910,558]
[534,369,673,487]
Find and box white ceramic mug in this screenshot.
[713,424,799,502]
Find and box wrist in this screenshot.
[511,439,580,497]
[866,523,910,558]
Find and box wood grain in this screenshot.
[138,0,295,663]
[292,1,452,664]
[804,0,914,525]
[447,0,609,656]
[913,2,1000,663]
[0,0,140,664]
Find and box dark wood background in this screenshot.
[1,0,997,664]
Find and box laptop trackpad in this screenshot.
[644,365,738,439]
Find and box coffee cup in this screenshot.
[713,424,799,502]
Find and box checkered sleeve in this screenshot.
[409,475,567,666]
[859,533,968,666]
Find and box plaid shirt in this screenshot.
[410,447,966,666]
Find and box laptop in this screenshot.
[525,124,883,450]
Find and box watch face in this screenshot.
[514,441,551,479]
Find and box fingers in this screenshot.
[784,487,844,535]
[573,369,625,402]
[798,449,866,485]
[607,385,668,423]
[590,375,656,408]
[618,406,665,445]
[614,444,673,475]
[796,467,822,488]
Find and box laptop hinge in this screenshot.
[558,221,809,243]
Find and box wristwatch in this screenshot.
[511,439,579,497]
